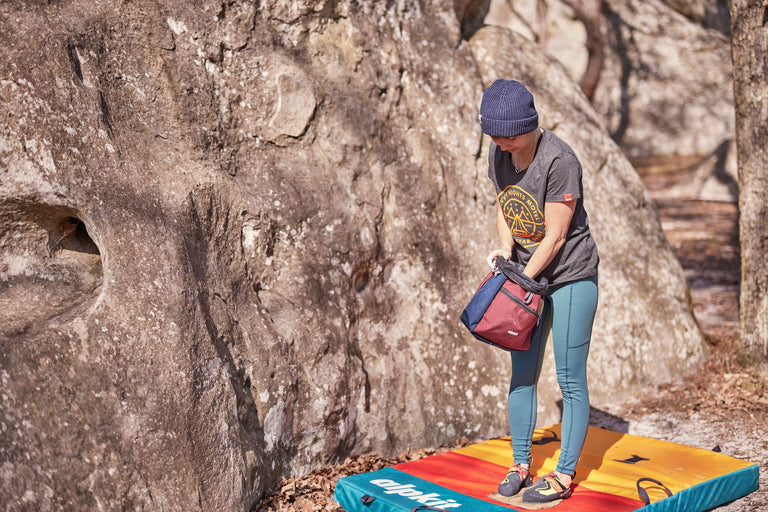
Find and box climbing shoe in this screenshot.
[498,463,532,497]
[521,471,572,503]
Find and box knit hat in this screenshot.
[479,79,539,137]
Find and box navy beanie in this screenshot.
[479,79,539,137]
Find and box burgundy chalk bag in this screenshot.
[460,257,547,351]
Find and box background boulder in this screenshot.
[0,1,704,510]
[486,0,737,201]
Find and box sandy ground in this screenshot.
[254,158,766,511]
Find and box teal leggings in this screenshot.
[508,274,598,475]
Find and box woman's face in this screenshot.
[491,130,536,153]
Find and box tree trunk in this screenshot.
[561,0,605,102]
[730,0,768,363]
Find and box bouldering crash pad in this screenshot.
[334,424,758,512]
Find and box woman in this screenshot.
[479,79,599,504]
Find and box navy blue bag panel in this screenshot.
[459,270,506,335]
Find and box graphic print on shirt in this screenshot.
[498,185,546,248]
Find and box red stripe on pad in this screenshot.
[395,451,643,511]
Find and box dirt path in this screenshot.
[254,158,766,512]
[634,157,741,342]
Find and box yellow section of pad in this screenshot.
[455,428,562,474]
[455,424,755,502]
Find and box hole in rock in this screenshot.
[53,216,100,255]
[352,266,369,293]
[0,202,103,336]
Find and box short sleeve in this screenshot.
[545,151,582,203]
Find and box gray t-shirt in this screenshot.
[487,129,599,286]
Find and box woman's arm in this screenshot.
[523,200,576,278]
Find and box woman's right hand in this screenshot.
[486,248,512,269]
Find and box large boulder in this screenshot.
[0,1,702,510]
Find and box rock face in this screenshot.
[596,0,733,160]
[486,0,737,201]
[0,1,703,510]
[598,0,738,202]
